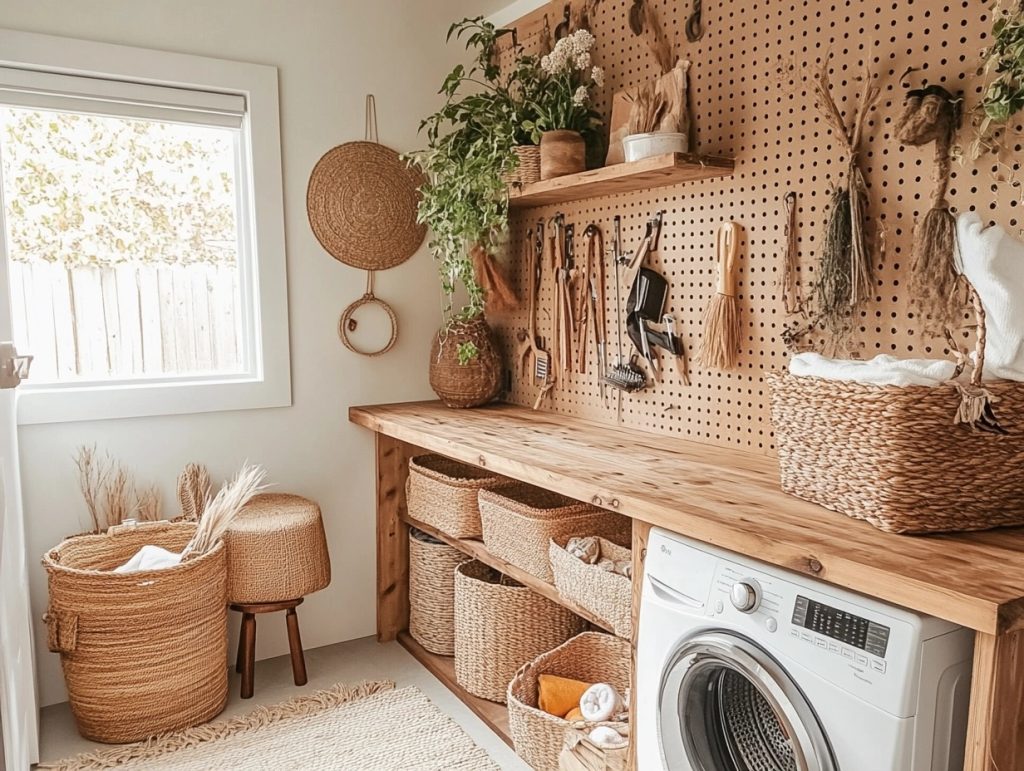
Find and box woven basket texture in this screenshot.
[42,521,228,743]
[407,455,515,539]
[769,372,1024,533]
[479,483,631,581]
[454,560,585,703]
[429,317,502,409]
[503,145,542,189]
[225,493,331,604]
[508,632,632,771]
[549,537,632,639]
[408,528,464,656]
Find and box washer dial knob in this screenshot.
[730,581,760,613]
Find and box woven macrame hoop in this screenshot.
[338,272,398,356]
[306,139,426,270]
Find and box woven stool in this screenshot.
[225,493,331,698]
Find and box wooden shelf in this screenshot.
[397,631,512,748]
[403,514,616,633]
[352,400,1024,636]
[507,153,734,208]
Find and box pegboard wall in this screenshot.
[489,0,1023,455]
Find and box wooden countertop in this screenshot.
[350,401,1024,636]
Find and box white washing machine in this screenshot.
[636,529,975,771]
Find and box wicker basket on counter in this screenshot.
[407,454,515,538]
[549,536,633,639]
[408,528,464,656]
[508,632,632,771]
[42,521,228,743]
[454,560,585,703]
[479,483,631,582]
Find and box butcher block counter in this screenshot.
[351,400,1024,771]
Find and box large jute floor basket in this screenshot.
[769,371,1024,533]
[454,560,585,703]
[407,454,514,539]
[42,521,228,743]
[479,483,631,582]
[549,537,633,639]
[408,528,464,656]
[508,632,632,771]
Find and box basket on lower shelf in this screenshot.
[508,631,632,771]
[479,483,631,582]
[407,454,514,538]
[42,521,228,743]
[408,528,464,656]
[549,537,633,639]
[454,560,586,703]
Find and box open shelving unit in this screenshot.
[507,152,734,208]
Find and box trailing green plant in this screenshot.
[974,2,1024,156]
[408,17,545,322]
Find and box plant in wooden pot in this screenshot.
[410,18,540,408]
[526,29,605,179]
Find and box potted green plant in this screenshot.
[972,5,1024,158]
[409,18,541,408]
[526,29,605,179]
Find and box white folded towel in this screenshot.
[579,683,623,723]
[588,725,629,750]
[789,352,957,387]
[956,212,1024,381]
[113,544,183,574]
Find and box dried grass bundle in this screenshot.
[182,463,268,558]
[102,466,134,527]
[640,1,675,74]
[136,485,162,522]
[176,463,211,522]
[75,445,110,533]
[74,445,165,532]
[626,83,668,135]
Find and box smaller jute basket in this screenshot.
[503,145,542,189]
[479,483,631,582]
[454,560,586,703]
[508,632,632,771]
[560,729,629,771]
[549,537,633,639]
[407,455,515,539]
[42,521,228,743]
[408,528,464,656]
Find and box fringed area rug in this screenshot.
[44,681,502,770]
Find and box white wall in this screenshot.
[0,0,503,707]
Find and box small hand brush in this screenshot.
[699,222,741,369]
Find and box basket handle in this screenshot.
[948,282,1007,433]
[44,609,78,653]
[105,519,177,537]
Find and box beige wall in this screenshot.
[0,0,501,707]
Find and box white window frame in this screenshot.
[0,28,291,425]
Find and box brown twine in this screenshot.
[780,192,804,316]
[338,271,398,357]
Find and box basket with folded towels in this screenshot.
[769,212,1024,534]
[508,632,631,771]
[549,536,633,639]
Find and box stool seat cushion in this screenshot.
[225,493,331,604]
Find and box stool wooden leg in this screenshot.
[240,612,257,699]
[235,613,246,674]
[286,607,307,686]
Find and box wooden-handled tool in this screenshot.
[698,221,741,370]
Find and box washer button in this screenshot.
[871,660,887,673]
[765,618,778,633]
[789,628,799,638]
[841,647,854,660]
[856,654,868,666]
[828,642,840,654]
[800,632,813,643]
[715,599,724,614]
[815,638,827,649]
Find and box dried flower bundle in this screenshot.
[640,1,675,74]
[74,445,165,532]
[176,463,211,521]
[626,82,668,135]
[136,485,162,522]
[182,463,268,558]
[75,445,110,533]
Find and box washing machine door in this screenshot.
[659,630,837,771]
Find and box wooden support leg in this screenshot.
[286,607,308,686]
[239,612,256,699]
[628,520,651,771]
[964,629,1024,770]
[235,613,245,674]
[375,434,414,642]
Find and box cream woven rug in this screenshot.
[45,681,502,770]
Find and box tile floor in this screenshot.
[35,636,529,770]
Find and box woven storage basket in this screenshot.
[454,560,586,703]
[508,632,632,771]
[560,729,629,771]
[549,537,632,639]
[503,145,542,189]
[408,528,464,656]
[42,521,228,743]
[407,454,514,538]
[479,483,631,582]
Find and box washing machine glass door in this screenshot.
[659,631,836,771]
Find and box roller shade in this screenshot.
[0,66,246,128]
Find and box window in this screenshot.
[0,29,290,424]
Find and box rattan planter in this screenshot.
[42,521,228,743]
[769,371,1024,533]
[549,537,632,639]
[479,483,631,581]
[408,528,464,656]
[508,632,632,771]
[503,145,542,189]
[454,560,585,703]
[407,454,514,538]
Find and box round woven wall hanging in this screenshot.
[306,141,426,271]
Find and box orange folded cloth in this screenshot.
[565,706,584,721]
[538,674,593,718]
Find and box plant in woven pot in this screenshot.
[409,18,544,408]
